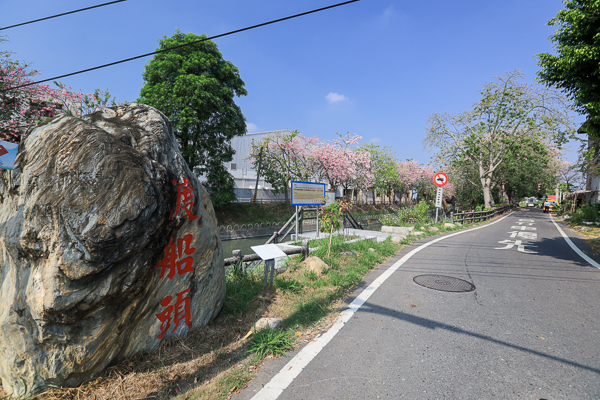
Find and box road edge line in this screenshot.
[550,215,600,269]
[250,212,515,400]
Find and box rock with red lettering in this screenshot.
[0,103,225,395]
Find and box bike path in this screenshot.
[239,209,600,399]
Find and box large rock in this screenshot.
[0,104,225,395]
[381,226,413,235]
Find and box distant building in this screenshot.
[228,130,293,190]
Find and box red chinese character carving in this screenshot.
[170,177,200,221]
[156,234,196,279]
[155,288,192,339]
[156,237,178,279]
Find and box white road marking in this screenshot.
[495,239,538,253]
[250,213,515,400]
[510,225,536,231]
[507,231,537,239]
[550,215,600,269]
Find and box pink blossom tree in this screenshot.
[1,41,118,143]
[248,130,318,203]
[309,133,374,202]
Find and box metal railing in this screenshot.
[236,198,286,203]
[223,239,310,267]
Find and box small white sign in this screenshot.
[251,244,287,261]
[435,187,443,208]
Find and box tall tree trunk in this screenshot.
[480,176,493,208]
[501,183,509,205]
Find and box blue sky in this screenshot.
[1,0,584,163]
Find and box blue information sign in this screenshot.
[291,181,326,206]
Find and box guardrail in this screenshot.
[450,205,512,224]
[223,240,310,267]
[236,198,287,203]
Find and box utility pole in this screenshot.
[253,147,263,204]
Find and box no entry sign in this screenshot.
[434,172,448,187]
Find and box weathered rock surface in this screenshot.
[444,223,456,228]
[390,235,405,243]
[0,104,225,395]
[428,226,440,232]
[299,256,329,276]
[381,226,413,235]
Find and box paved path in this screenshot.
[296,228,399,243]
[236,209,600,400]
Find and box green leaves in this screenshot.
[138,30,247,207]
[247,328,293,358]
[536,1,600,131]
[425,71,574,208]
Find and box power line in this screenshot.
[0,0,127,31]
[0,0,359,93]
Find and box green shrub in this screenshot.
[380,202,429,226]
[222,272,263,315]
[576,203,600,222]
[247,328,293,358]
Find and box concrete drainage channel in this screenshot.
[413,274,475,292]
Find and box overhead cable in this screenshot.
[0,0,127,31]
[0,0,359,93]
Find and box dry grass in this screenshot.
[0,213,508,400]
[4,237,402,400]
[560,217,600,254]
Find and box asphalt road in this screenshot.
[238,209,600,400]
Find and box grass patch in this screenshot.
[247,328,294,358]
[222,272,263,315]
[22,213,509,400]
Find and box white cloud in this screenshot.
[383,4,395,19]
[246,122,258,132]
[370,137,382,144]
[325,92,349,104]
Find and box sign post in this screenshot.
[251,244,287,296]
[0,141,18,170]
[291,181,326,240]
[433,172,449,224]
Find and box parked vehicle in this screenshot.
[543,200,558,213]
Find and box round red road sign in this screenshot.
[434,172,448,187]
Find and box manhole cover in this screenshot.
[413,275,475,293]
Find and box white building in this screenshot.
[228,129,294,190]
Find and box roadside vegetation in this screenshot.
[214,201,403,227]
[554,201,600,254]
[20,202,503,400]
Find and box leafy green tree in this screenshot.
[536,1,600,133]
[425,71,574,208]
[138,30,247,207]
[358,144,399,204]
[493,137,560,204]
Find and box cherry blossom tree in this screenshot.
[309,133,374,200]
[248,130,318,203]
[1,39,118,143]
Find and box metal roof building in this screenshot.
[200,129,293,190]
